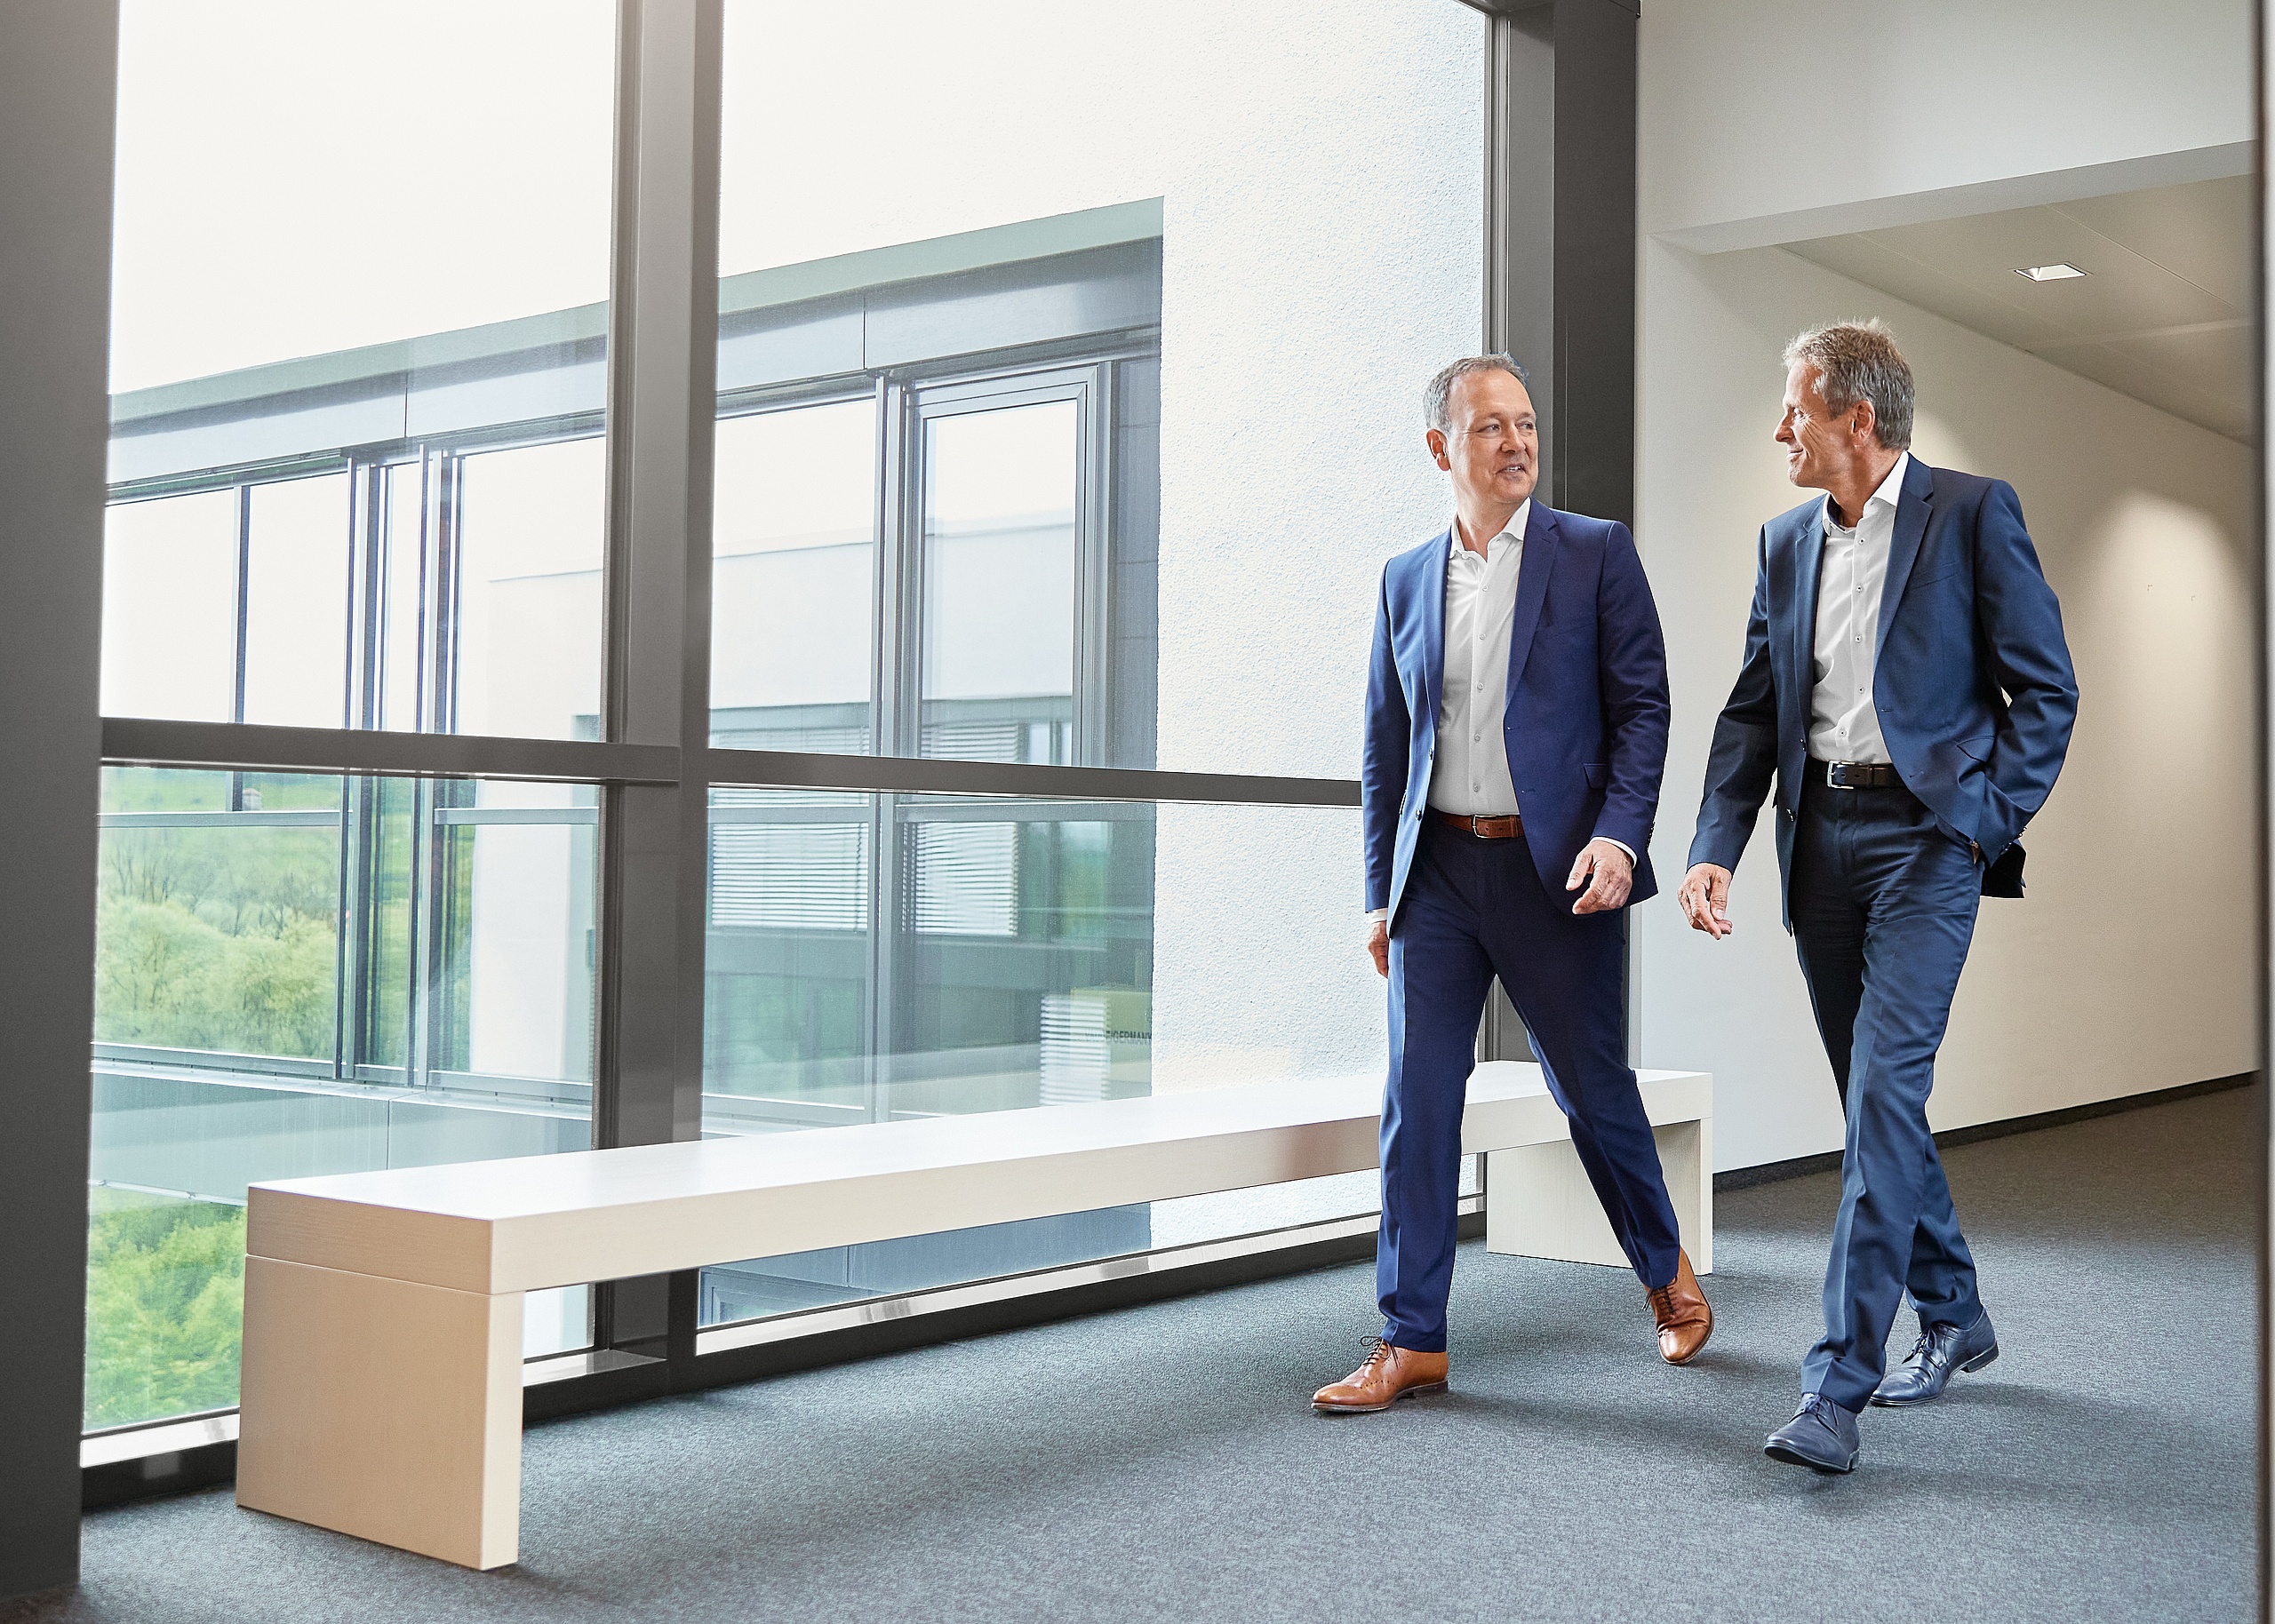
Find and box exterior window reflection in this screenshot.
[85,769,599,1430]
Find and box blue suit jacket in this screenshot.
[1688,457,2079,922]
[1363,504,1671,926]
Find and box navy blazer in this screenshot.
[1688,457,2079,922]
[1363,504,1672,926]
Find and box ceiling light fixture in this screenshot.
[2015,263,2088,282]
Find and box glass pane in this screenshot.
[108,0,616,740]
[378,461,427,732]
[86,768,599,1432]
[714,0,1482,774]
[92,790,341,1063]
[919,402,1079,764]
[110,3,614,389]
[711,402,878,753]
[436,782,600,1085]
[241,474,351,728]
[450,439,606,740]
[698,793,1387,1325]
[100,490,237,722]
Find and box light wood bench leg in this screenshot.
[236,1255,523,1570]
[1485,1117,1712,1276]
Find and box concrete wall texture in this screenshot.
[1633,0,2256,1172]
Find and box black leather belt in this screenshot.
[1814,759,1900,791]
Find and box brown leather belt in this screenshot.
[1437,810,1523,840]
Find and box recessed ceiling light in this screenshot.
[2015,263,2088,282]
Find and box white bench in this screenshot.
[237,1061,1711,1569]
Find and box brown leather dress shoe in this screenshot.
[1648,1248,1713,1365]
[1311,1337,1449,1413]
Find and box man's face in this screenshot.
[1429,370,1537,509]
[1775,361,1866,491]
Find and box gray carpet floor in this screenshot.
[8,1087,2259,1623]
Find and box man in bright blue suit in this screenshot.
[1680,322,2079,1473]
[1314,355,1712,1415]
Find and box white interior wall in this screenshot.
[1640,0,2252,250]
[1634,239,2255,1171]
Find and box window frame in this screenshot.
[78,0,1558,1468]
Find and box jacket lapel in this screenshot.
[1875,455,1934,650]
[1418,527,1450,734]
[1505,504,1557,700]
[1791,505,1824,703]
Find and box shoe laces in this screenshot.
[1356,1335,1394,1373]
[1900,1329,1936,1367]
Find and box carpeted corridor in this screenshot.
[6,1086,2257,1623]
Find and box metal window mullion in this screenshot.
[867,372,916,1116]
[426,448,459,736]
[230,482,251,727]
[405,776,435,1087]
[1075,363,1112,767]
[347,459,382,730]
[865,790,895,1124]
[877,374,913,758]
[339,773,376,1078]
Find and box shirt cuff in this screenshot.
[1363,908,1388,932]
[1600,839,1636,864]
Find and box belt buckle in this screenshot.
[1824,760,1857,792]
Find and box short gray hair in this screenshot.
[1425,354,1530,433]
[1782,320,1914,450]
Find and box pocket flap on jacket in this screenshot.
[1584,762,1610,789]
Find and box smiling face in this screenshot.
[1775,360,1872,492]
[1428,368,1537,512]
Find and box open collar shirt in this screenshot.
[1808,451,1909,766]
[1429,501,1530,819]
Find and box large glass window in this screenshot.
[712,0,1484,778]
[693,0,1482,1326]
[86,769,599,1431]
[84,0,1491,1445]
[104,0,616,742]
[698,793,1389,1325]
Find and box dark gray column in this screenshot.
[1482,5,1555,481]
[1474,0,1633,525]
[594,0,722,1362]
[1475,0,1637,1065]
[1548,0,1638,528]
[0,0,117,1601]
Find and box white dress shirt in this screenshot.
[1430,504,1529,817]
[1365,502,1630,927]
[1808,452,1909,765]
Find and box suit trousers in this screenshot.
[1790,776,1984,1411]
[1378,820,1682,1352]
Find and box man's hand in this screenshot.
[1677,863,1735,938]
[1366,919,1390,979]
[1566,839,1633,915]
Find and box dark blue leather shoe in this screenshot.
[1764,1393,1860,1473]
[1871,1309,1998,1407]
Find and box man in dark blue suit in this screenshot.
[1315,354,1712,1414]
[1680,322,2078,1473]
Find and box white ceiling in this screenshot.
[1783,175,2253,441]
